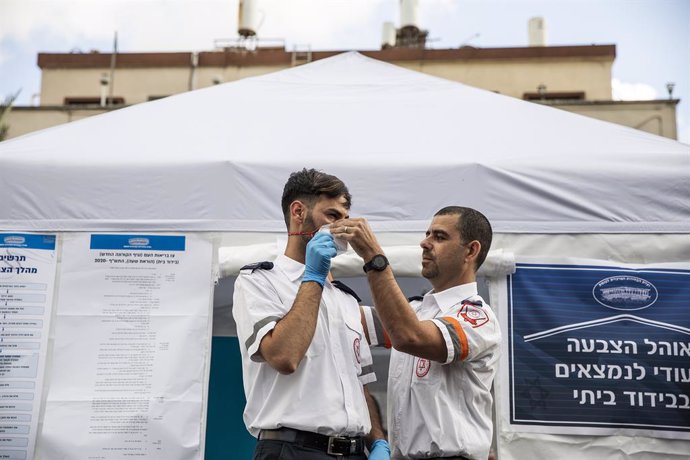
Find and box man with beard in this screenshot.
[233,168,389,460]
[334,206,501,460]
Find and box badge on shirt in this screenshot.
[458,301,489,328]
[353,337,361,363]
[416,358,431,377]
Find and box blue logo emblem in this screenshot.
[128,238,150,247]
[3,236,25,245]
[592,275,658,311]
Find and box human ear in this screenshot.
[466,241,481,263]
[290,201,305,224]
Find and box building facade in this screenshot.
[2,44,679,140]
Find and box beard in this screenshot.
[301,211,317,243]
[421,263,438,280]
[421,252,438,280]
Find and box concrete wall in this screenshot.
[394,57,613,99]
[2,106,110,140]
[544,100,678,139]
[39,57,612,105]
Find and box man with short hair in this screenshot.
[335,206,501,460]
[233,168,389,460]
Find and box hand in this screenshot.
[302,232,337,287]
[368,439,390,460]
[331,218,383,262]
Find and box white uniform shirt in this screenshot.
[232,254,376,438]
[386,282,501,460]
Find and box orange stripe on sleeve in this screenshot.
[442,316,469,361]
[382,329,392,349]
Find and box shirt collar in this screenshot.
[426,282,478,313]
[275,254,305,282]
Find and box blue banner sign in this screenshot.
[90,234,185,251]
[0,233,56,250]
[508,264,690,433]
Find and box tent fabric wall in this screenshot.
[211,232,690,340]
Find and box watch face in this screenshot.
[364,254,389,273]
[371,255,387,270]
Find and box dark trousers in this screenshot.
[426,457,471,460]
[252,439,367,460]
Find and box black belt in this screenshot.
[258,428,365,456]
[425,456,471,460]
[425,457,470,460]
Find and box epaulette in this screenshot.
[462,298,484,308]
[407,295,424,302]
[331,280,362,302]
[239,261,274,273]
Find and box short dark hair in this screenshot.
[435,206,492,271]
[281,168,352,228]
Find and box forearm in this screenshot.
[368,269,446,361]
[367,268,424,346]
[259,281,322,373]
[364,387,386,446]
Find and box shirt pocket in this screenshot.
[411,356,443,387]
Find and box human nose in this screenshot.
[420,237,431,250]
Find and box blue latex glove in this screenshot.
[368,439,390,460]
[302,232,337,287]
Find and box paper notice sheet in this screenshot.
[38,233,214,460]
[0,233,58,460]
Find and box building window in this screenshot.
[523,91,585,101]
[63,97,125,106]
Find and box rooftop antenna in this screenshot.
[460,32,480,47]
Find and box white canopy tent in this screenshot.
[1,52,688,235]
[1,52,689,459]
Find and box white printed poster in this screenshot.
[0,233,58,460]
[38,234,215,460]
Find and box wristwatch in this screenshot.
[363,254,389,273]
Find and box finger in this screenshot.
[337,218,355,229]
[318,241,337,258]
[336,232,355,242]
[312,232,334,244]
[316,238,337,250]
[331,219,347,229]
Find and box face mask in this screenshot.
[317,224,349,256]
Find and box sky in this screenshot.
[1,0,688,143]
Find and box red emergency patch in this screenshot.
[458,302,489,328]
[353,337,361,363]
[416,358,431,378]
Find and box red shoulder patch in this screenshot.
[353,337,361,363]
[458,301,489,328]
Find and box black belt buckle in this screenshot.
[326,436,356,456]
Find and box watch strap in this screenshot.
[363,254,389,273]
